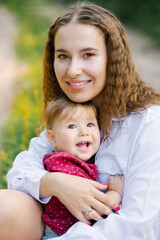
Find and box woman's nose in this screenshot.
[67,58,82,77]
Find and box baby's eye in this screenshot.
[87,123,94,127]
[83,53,94,58]
[68,124,77,129]
[58,54,69,60]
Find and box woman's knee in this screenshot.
[0,189,44,240]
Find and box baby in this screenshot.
[42,96,124,237]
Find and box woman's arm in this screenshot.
[6,130,53,203]
[40,172,119,224]
[51,106,160,240]
[6,128,120,218]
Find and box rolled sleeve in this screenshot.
[7,130,53,203]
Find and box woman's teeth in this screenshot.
[69,81,89,86]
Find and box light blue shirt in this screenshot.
[7,105,160,239]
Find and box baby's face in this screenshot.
[51,106,100,161]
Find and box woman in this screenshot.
[1,2,160,240]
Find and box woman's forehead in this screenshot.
[54,23,105,49]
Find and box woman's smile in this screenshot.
[54,23,107,104]
[67,80,91,89]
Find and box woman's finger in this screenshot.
[83,208,104,222]
[74,211,91,225]
[88,180,108,191]
[89,197,113,216]
[93,188,119,210]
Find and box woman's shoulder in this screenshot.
[111,105,160,129]
[121,104,160,134]
[145,104,160,116]
[129,104,160,122]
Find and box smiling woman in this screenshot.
[2,2,160,240]
[54,23,107,104]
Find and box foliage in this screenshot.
[0,0,63,188]
[0,62,43,188]
[0,0,159,188]
[49,0,160,47]
[100,0,160,47]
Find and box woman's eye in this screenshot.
[68,124,76,129]
[58,54,69,60]
[87,123,94,127]
[84,53,94,58]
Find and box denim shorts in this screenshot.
[42,229,59,239]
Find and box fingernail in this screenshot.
[115,205,120,211]
[102,184,108,187]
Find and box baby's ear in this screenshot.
[46,129,56,148]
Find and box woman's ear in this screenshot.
[46,129,57,148]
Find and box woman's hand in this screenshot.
[40,172,119,224]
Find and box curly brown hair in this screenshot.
[40,2,160,137]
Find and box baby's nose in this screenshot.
[78,128,89,136]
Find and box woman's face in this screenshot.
[54,23,107,105]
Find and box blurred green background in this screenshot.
[0,0,160,188]
[59,0,160,46]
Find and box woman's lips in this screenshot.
[67,80,91,89]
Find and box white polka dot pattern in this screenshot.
[42,152,97,235]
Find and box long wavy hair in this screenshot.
[39,2,160,136]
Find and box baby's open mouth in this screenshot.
[76,141,90,148]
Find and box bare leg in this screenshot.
[0,189,44,240]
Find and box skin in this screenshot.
[46,106,123,226]
[54,23,107,107]
[40,23,118,224]
[0,190,44,240]
[0,23,117,239]
[47,106,101,161]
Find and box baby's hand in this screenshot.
[84,176,124,223]
[104,175,124,213]
[108,175,124,196]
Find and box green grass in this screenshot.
[0,0,63,188]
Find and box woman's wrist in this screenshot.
[40,172,63,198]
